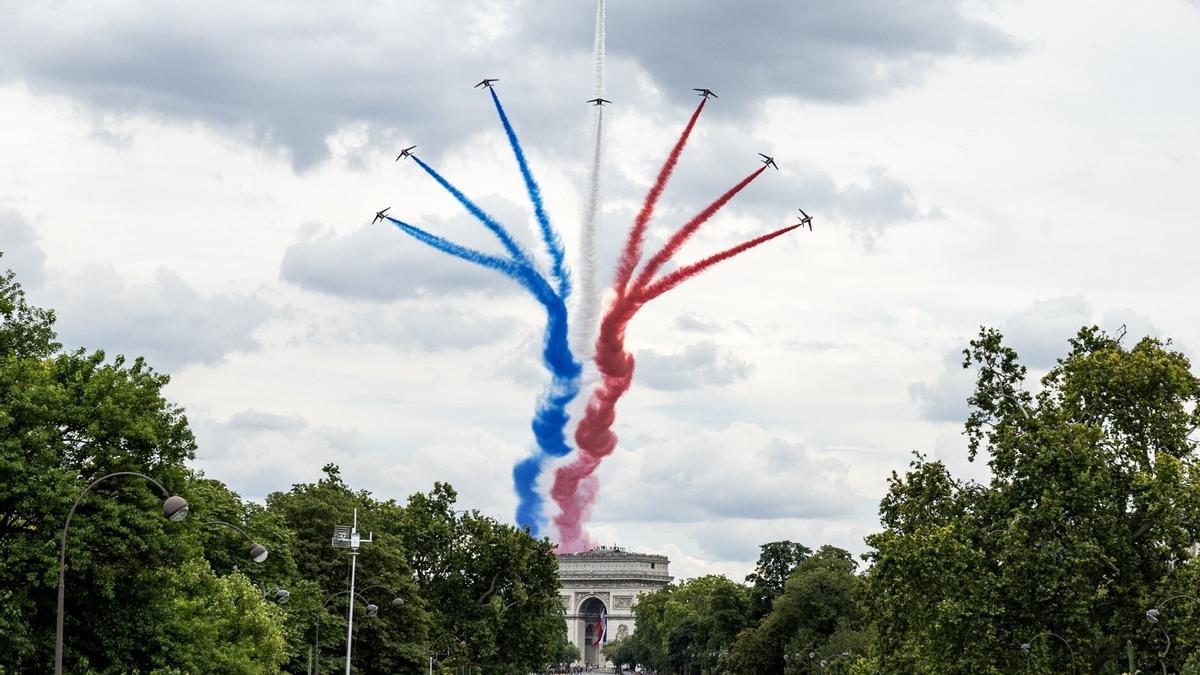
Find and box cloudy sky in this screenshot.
[2,0,1198,580]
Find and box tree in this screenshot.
[152,558,287,675]
[627,575,752,674]
[730,546,865,674]
[865,327,1200,673]
[0,262,203,672]
[745,541,812,621]
[265,464,428,674]
[396,482,564,674]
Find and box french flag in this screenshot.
[594,607,607,647]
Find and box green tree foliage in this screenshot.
[627,575,752,674]
[395,482,564,674]
[745,540,812,620]
[730,546,867,674]
[0,264,201,672]
[152,558,287,675]
[266,464,429,673]
[866,327,1200,673]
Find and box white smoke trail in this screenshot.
[570,0,606,363]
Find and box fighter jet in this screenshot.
[395,145,417,161]
[587,98,612,106]
[372,207,391,225]
[758,153,779,170]
[693,88,718,99]
[474,78,499,89]
[797,208,813,231]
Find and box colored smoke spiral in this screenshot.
[550,104,800,552]
[387,88,580,537]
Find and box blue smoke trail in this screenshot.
[384,216,522,277]
[410,155,533,267]
[487,87,571,299]
[384,210,581,535]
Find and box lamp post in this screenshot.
[331,509,373,675]
[1019,632,1076,675]
[312,590,381,675]
[54,471,189,675]
[203,520,269,562]
[428,634,466,675]
[1146,593,1199,673]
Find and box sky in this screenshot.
[2,0,1198,581]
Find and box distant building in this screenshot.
[556,545,672,667]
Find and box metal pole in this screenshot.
[344,549,357,675]
[314,621,321,675]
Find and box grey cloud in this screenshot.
[674,313,723,334]
[908,348,972,424]
[908,297,1170,424]
[0,1,606,169]
[191,410,364,501]
[527,0,1017,114]
[304,304,519,352]
[835,166,925,241]
[0,207,47,287]
[600,422,857,523]
[1002,296,1092,369]
[636,340,753,391]
[44,265,272,371]
[227,410,307,434]
[1,1,1015,168]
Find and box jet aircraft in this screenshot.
[797,208,813,231]
[693,88,718,99]
[373,207,390,225]
[758,153,779,170]
[587,98,612,106]
[474,78,499,89]
[395,145,417,161]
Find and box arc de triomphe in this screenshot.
[556,546,672,667]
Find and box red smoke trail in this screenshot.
[631,165,766,292]
[639,224,802,302]
[610,98,707,296]
[551,168,795,552]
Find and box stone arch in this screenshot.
[577,595,608,614]
[578,596,608,666]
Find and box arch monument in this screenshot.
[556,545,672,667]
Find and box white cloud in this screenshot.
[596,422,857,523]
[635,341,754,391]
[41,265,272,371]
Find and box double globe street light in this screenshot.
[55,471,189,675]
[313,587,404,675]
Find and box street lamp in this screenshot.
[204,520,269,562]
[428,635,466,675]
[1146,594,1199,669]
[358,584,405,608]
[54,471,188,675]
[312,590,383,675]
[1019,632,1076,675]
